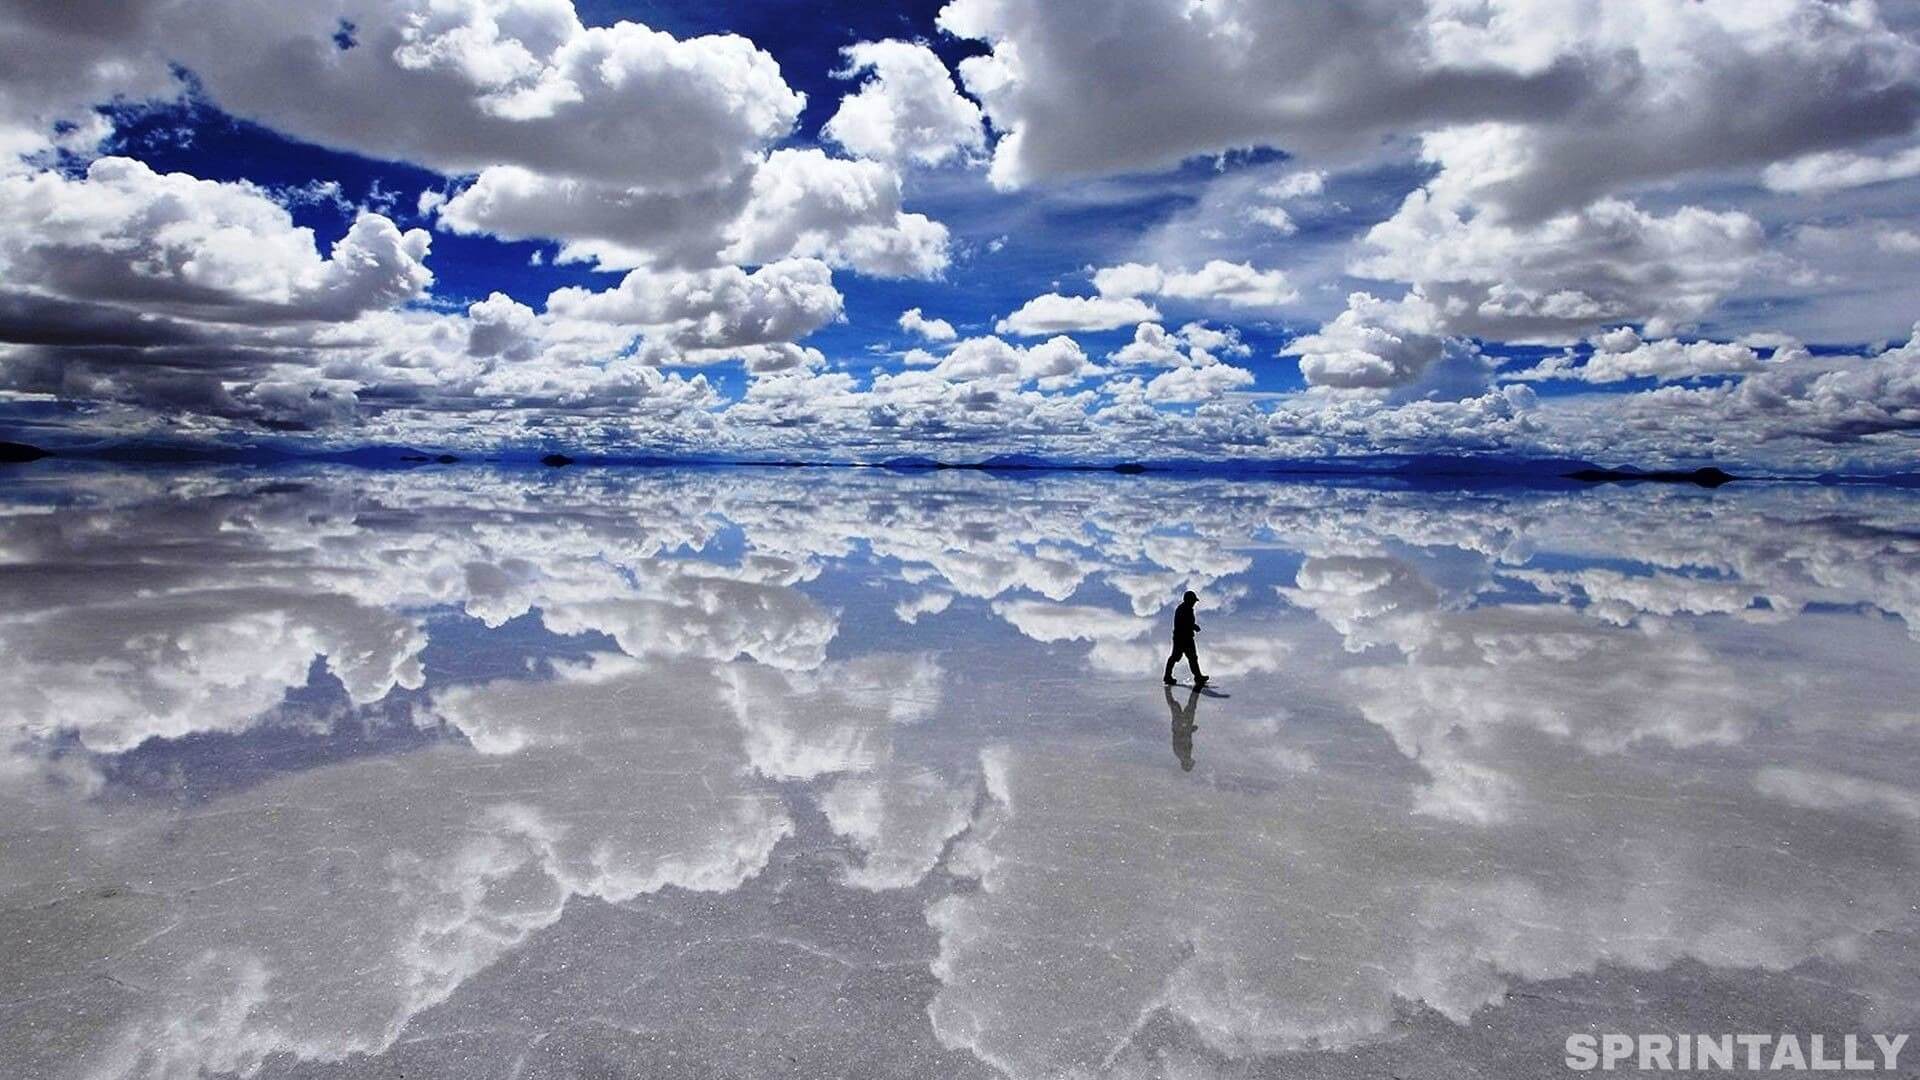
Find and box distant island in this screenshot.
[0,440,49,463]
[1565,466,1736,487]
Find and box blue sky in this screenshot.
[2,0,1919,470]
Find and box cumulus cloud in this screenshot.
[1109,321,1247,369]
[823,39,986,167]
[1283,292,1483,396]
[2,0,1918,469]
[921,334,1102,389]
[1263,170,1326,201]
[939,0,1920,215]
[935,0,1584,191]
[721,148,951,278]
[994,293,1160,335]
[0,157,441,428]
[1241,170,1328,234]
[1508,328,1786,385]
[431,163,755,270]
[1354,193,1767,343]
[0,157,431,324]
[169,1,805,192]
[1143,362,1255,404]
[898,306,957,342]
[1763,144,1920,194]
[1100,322,1258,402]
[438,148,950,278]
[0,0,176,165]
[545,258,843,350]
[1610,324,1920,446]
[930,0,1919,415]
[1094,260,1297,309]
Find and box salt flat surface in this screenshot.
[1,464,1917,1079]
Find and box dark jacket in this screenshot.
[1172,601,1198,640]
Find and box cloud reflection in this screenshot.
[0,466,1916,1078]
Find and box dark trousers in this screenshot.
[1164,636,1202,680]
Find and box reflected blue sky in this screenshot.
[1,464,1918,1078]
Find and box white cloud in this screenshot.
[1354,192,1767,343]
[1178,321,1250,357]
[933,0,1919,380]
[927,334,1102,389]
[432,163,754,270]
[1262,170,1326,200]
[995,294,1160,335]
[1094,260,1297,309]
[1105,321,1258,401]
[1879,229,1920,255]
[939,0,1920,213]
[898,306,957,342]
[937,0,1568,190]
[465,291,541,360]
[1283,293,1471,393]
[1109,322,1194,368]
[1246,205,1297,234]
[1109,321,1251,369]
[1763,144,1920,194]
[545,258,843,352]
[1507,329,1779,385]
[0,2,175,166]
[823,39,986,168]
[175,2,804,192]
[1,0,1917,470]
[0,156,440,428]
[722,148,951,279]
[438,148,950,279]
[0,157,431,323]
[1144,362,1255,404]
[1612,324,1920,446]
[1243,169,1326,233]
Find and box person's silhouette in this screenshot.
[1162,590,1207,686]
[1165,684,1199,771]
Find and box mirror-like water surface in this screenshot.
[2,464,1918,1079]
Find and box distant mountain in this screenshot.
[48,440,460,467]
[63,441,282,463]
[303,445,446,466]
[1387,454,1604,478]
[1811,471,1920,488]
[973,453,1054,471]
[540,453,575,467]
[1566,465,1736,487]
[0,440,49,463]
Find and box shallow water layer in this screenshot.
[2,464,1918,1079]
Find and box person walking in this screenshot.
[1162,590,1207,686]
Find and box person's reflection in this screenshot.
[1165,684,1200,772]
